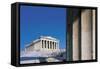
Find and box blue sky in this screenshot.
[20,5,67,50]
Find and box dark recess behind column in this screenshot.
[67,8,73,61]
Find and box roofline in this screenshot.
[25,36,59,48]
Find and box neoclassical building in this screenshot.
[25,36,60,52]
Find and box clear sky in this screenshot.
[20,5,67,50]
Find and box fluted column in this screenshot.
[49,41,50,49]
[56,42,57,49]
[53,42,54,49]
[73,18,79,60]
[46,41,47,49]
[52,42,54,49]
[42,40,43,49]
[56,42,59,51]
[47,41,49,49]
[42,40,45,50]
[92,9,96,59]
[54,42,55,49]
[81,9,92,60]
[45,40,46,48]
[55,42,56,49]
[50,41,51,49]
[51,41,53,49]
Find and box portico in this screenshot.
[25,36,59,52]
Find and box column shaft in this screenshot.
[42,40,43,48]
[49,41,50,49]
[81,9,92,60]
[53,42,54,49]
[52,42,53,49]
[54,42,55,49]
[55,42,56,49]
[92,10,96,59]
[46,41,48,49]
[48,41,49,49]
[45,40,46,48]
[73,14,80,60]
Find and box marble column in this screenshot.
[73,18,79,60]
[55,42,57,49]
[45,40,46,48]
[42,40,44,48]
[54,42,55,49]
[50,41,51,49]
[56,42,59,49]
[48,41,49,49]
[51,41,53,49]
[46,41,48,49]
[52,42,54,49]
[49,41,51,49]
[71,9,80,61]
[53,42,55,49]
[81,9,92,60]
[92,9,96,59]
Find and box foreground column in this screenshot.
[81,9,92,60]
[92,9,96,59]
[73,17,79,61]
[72,9,80,61]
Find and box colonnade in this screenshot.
[41,40,59,49]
